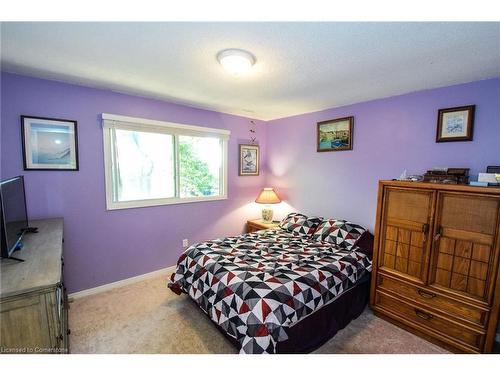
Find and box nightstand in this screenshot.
[246,219,280,233]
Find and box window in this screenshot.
[102,114,229,210]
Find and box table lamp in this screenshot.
[255,187,281,223]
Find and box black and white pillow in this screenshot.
[279,212,322,237]
[312,219,366,250]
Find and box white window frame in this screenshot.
[102,113,229,210]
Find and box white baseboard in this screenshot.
[69,265,176,300]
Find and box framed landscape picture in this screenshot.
[436,105,475,142]
[317,116,354,152]
[21,115,79,171]
[239,144,259,176]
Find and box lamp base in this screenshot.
[261,207,273,223]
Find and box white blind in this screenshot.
[102,113,231,140]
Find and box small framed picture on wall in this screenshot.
[239,144,259,176]
[21,115,79,171]
[317,116,354,152]
[436,105,475,142]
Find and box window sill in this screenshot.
[106,195,228,211]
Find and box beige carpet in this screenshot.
[68,274,448,354]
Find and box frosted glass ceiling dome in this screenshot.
[217,49,256,76]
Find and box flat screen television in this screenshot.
[1,176,29,259]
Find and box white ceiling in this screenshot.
[1,22,499,120]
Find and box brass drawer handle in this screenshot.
[417,289,436,299]
[415,309,433,320]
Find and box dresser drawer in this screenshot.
[374,290,484,352]
[376,273,489,328]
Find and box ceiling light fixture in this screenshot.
[217,49,256,76]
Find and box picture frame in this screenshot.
[21,115,79,171]
[317,116,354,152]
[239,144,259,176]
[436,105,475,143]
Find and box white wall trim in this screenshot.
[69,265,176,300]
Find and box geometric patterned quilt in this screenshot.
[168,229,372,354]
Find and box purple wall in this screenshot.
[2,72,499,293]
[1,73,267,293]
[266,77,500,231]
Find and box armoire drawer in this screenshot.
[374,290,484,352]
[376,273,489,328]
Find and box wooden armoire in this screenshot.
[370,180,500,353]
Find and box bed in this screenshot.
[168,214,373,354]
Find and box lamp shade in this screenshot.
[255,188,281,204]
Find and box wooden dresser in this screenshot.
[0,218,69,354]
[370,181,500,353]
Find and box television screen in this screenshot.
[1,176,28,258]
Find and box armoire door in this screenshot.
[429,192,500,304]
[378,187,435,283]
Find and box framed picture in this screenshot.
[239,144,259,176]
[317,116,354,152]
[21,115,79,171]
[436,105,475,142]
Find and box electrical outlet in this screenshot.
[182,239,189,247]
